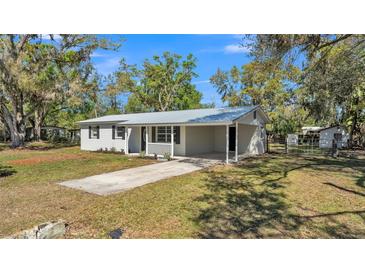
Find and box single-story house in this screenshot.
[78,106,270,163]
[319,125,349,148]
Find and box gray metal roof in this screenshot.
[78,106,262,125]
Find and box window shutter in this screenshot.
[152,127,156,142]
[89,126,91,139]
[253,110,257,120]
[112,125,115,139]
[96,126,100,139]
[174,126,180,144]
[122,127,126,140]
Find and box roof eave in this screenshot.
[117,121,233,126]
[232,105,270,123]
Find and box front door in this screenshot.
[141,127,146,151]
[229,127,236,151]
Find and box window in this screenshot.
[116,126,125,139]
[112,125,126,139]
[157,126,171,143]
[89,126,99,139]
[154,126,180,143]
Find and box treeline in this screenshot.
[210,34,365,147]
[0,35,120,147]
[1,34,364,148]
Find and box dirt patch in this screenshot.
[8,154,84,166]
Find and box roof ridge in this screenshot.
[88,106,258,118]
[78,105,263,124]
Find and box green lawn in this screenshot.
[1,145,365,238]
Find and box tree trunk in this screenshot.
[348,96,360,148]
[33,110,42,141]
[0,101,26,148]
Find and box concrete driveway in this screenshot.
[59,156,221,195]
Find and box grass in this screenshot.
[1,144,365,238]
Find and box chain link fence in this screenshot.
[268,133,347,156]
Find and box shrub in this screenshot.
[139,150,146,158]
[163,152,171,161]
[110,147,116,153]
[120,149,125,155]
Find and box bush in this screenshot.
[163,152,171,161]
[110,147,116,153]
[120,149,125,155]
[50,135,69,144]
[139,150,146,158]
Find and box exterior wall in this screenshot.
[245,124,266,154]
[174,126,186,156]
[213,126,226,152]
[80,124,125,151]
[128,126,140,153]
[233,109,267,155]
[235,109,266,126]
[80,124,139,152]
[148,143,172,155]
[319,127,349,148]
[185,126,215,155]
[145,126,186,156]
[184,124,266,156]
[80,118,267,156]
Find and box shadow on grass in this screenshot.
[0,165,16,177]
[193,154,365,238]
[324,182,365,197]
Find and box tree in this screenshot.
[244,34,365,146]
[300,39,365,145]
[210,67,243,106]
[103,73,124,114]
[210,58,303,134]
[115,52,202,112]
[0,34,118,147]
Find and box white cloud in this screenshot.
[40,34,62,40]
[193,80,210,85]
[224,44,249,54]
[91,52,106,58]
[94,56,121,75]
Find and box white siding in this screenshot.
[174,126,186,156]
[213,126,226,152]
[213,124,265,155]
[235,109,266,125]
[80,113,267,157]
[185,124,266,156]
[245,124,266,154]
[185,126,215,155]
[148,143,172,155]
[145,126,186,156]
[128,126,140,153]
[80,124,140,153]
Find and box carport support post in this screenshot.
[171,125,174,157]
[235,122,238,162]
[146,126,149,155]
[226,124,229,164]
[125,127,129,154]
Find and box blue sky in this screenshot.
[91,35,252,107]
